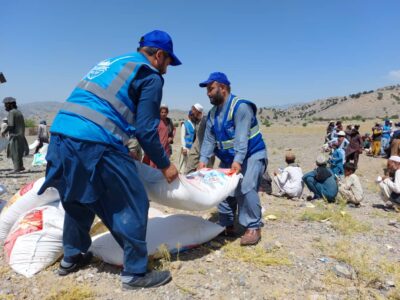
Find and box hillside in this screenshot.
[1,84,400,125]
[257,84,400,124]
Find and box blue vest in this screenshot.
[382,125,391,139]
[50,52,160,151]
[183,120,195,149]
[209,95,265,165]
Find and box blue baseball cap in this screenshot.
[199,72,230,87]
[139,30,182,66]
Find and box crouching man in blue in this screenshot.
[38,30,180,289]
[198,72,267,246]
[303,154,338,203]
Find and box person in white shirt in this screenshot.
[338,162,363,206]
[0,118,8,137]
[273,151,304,198]
[378,155,400,211]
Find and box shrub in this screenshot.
[25,118,36,128]
[263,119,271,127]
[302,122,307,127]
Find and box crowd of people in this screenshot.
[1,29,398,290]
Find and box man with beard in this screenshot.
[378,156,400,211]
[2,97,29,173]
[198,72,267,246]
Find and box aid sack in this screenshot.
[135,161,242,211]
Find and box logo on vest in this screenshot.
[86,56,134,80]
[87,59,112,80]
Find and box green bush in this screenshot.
[302,122,308,127]
[263,119,271,127]
[25,118,36,128]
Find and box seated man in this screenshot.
[303,154,338,203]
[378,156,400,211]
[329,141,345,177]
[272,151,303,198]
[338,162,363,206]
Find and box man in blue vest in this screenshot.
[38,30,180,289]
[179,104,203,173]
[381,119,392,156]
[198,72,267,246]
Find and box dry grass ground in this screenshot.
[0,120,399,299]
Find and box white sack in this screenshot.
[28,140,39,151]
[4,205,64,277]
[0,137,8,152]
[39,143,49,154]
[32,153,47,167]
[0,177,60,241]
[135,161,242,211]
[90,214,224,266]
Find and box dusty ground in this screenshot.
[0,122,399,300]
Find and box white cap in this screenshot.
[193,103,204,113]
[389,156,400,163]
[337,131,346,137]
[316,154,327,165]
[160,103,168,109]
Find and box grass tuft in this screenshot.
[148,243,171,271]
[222,241,291,267]
[326,239,400,296]
[45,284,94,300]
[300,202,370,235]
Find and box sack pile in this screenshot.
[1,165,241,277]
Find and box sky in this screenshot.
[1,0,400,110]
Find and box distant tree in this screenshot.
[263,119,271,127]
[25,118,36,128]
[377,92,383,100]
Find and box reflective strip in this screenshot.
[77,80,134,124]
[209,106,217,120]
[228,97,242,120]
[249,124,260,139]
[107,62,137,95]
[221,140,233,149]
[61,102,129,144]
[218,125,261,150]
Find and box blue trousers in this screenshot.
[381,137,390,155]
[303,170,338,203]
[39,134,149,274]
[218,157,266,229]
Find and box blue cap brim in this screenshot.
[169,53,182,66]
[199,80,212,87]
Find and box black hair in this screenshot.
[344,162,356,173]
[160,106,169,113]
[5,102,17,109]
